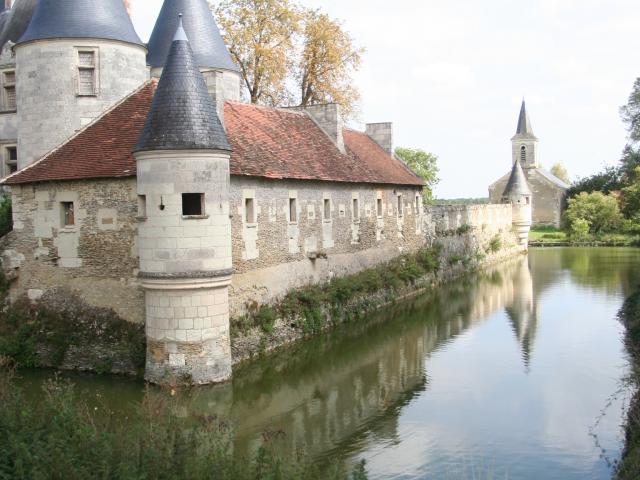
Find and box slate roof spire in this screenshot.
[503,158,531,199]
[515,99,535,137]
[135,15,230,152]
[147,0,238,72]
[17,0,143,46]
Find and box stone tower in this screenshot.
[511,100,539,169]
[146,0,240,122]
[134,17,233,385]
[15,0,148,169]
[502,158,532,247]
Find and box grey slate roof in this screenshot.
[514,99,537,138]
[536,168,570,190]
[147,0,238,71]
[17,0,143,46]
[135,19,230,152]
[503,159,531,199]
[0,0,37,50]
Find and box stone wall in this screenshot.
[229,177,425,316]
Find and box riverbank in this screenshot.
[529,226,640,247]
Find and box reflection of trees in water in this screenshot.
[179,256,543,460]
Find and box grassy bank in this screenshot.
[529,225,640,247]
[0,357,366,480]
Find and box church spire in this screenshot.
[515,99,536,138]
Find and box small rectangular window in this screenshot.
[137,195,147,218]
[289,198,297,223]
[61,202,75,227]
[245,197,255,224]
[415,195,421,214]
[4,146,16,175]
[77,51,97,96]
[323,198,331,221]
[397,195,404,216]
[377,198,383,217]
[182,193,204,216]
[2,70,15,111]
[353,198,359,220]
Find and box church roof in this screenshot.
[147,0,238,72]
[513,100,537,140]
[0,0,37,49]
[536,168,570,189]
[502,159,531,198]
[3,85,423,187]
[17,0,143,46]
[135,18,230,152]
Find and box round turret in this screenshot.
[502,159,532,247]
[15,0,149,169]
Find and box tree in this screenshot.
[296,10,364,119]
[563,191,623,236]
[621,166,640,219]
[394,147,439,202]
[567,166,621,198]
[550,163,570,184]
[216,0,301,105]
[620,77,640,144]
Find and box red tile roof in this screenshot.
[4,84,423,187]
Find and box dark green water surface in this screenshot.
[16,248,640,479]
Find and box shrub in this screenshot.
[488,235,502,253]
[569,218,591,242]
[456,224,472,235]
[255,305,278,334]
[0,193,11,238]
[563,191,623,235]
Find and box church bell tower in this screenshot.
[511,100,539,169]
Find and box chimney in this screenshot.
[366,122,394,155]
[303,104,345,154]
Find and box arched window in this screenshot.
[520,145,526,163]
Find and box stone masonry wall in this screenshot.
[229,177,425,316]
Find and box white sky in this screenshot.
[131,0,640,198]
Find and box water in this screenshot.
[15,248,640,479]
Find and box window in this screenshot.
[245,197,255,224]
[377,198,383,217]
[182,193,204,216]
[323,198,331,221]
[4,146,16,175]
[415,195,421,214]
[397,195,403,216]
[137,195,147,218]
[77,51,97,96]
[289,198,297,223]
[61,202,75,227]
[2,70,15,111]
[526,196,530,205]
[520,145,526,163]
[352,198,359,221]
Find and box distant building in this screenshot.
[489,101,568,227]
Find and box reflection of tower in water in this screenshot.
[505,256,537,371]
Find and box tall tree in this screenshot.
[216,0,300,105]
[296,10,363,119]
[550,163,570,184]
[620,77,640,144]
[395,147,440,202]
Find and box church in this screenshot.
[489,101,568,227]
[0,0,428,384]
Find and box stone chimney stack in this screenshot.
[303,104,345,154]
[366,123,394,155]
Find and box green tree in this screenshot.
[621,166,640,219]
[394,147,439,202]
[550,163,570,184]
[0,193,11,238]
[621,77,640,144]
[563,191,623,236]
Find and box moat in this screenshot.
[15,248,640,479]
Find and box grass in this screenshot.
[0,357,367,480]
[528,226,640,246]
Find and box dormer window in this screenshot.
[77,49,98,96]
[520,145,526,163]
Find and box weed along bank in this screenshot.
[0,0,530,385]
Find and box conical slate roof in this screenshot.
[515,100,535,137]
[147,0,238,72]
[503,159,531,199]
[135,18,230,152]
[17,0,143,46]
[0,0,37,49]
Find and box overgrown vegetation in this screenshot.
[488,235,502,253]
[0,192,12,238]
[0,288,145,375]
[0,358,367,479]
[235,245,443,336]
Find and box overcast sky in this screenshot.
[131,0,640,198]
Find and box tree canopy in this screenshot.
[394,147,440,202]
[215,0,363,117]
[550,163,570,184]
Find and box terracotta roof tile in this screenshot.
[5,90,423,187]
